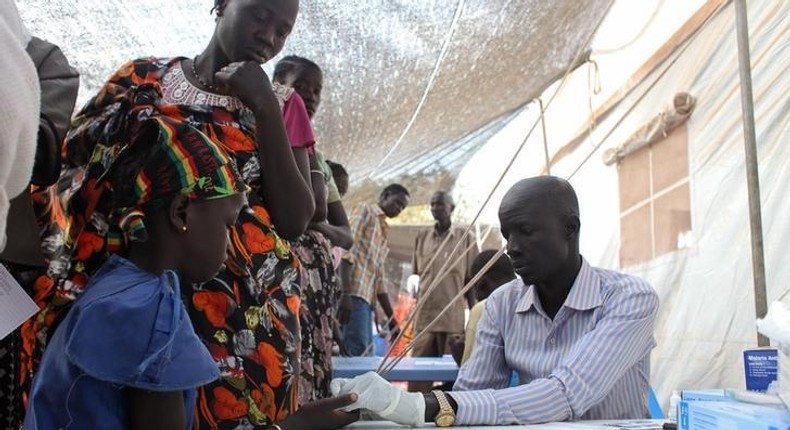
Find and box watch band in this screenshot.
[432,390,455,423]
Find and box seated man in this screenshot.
[448,249,516,367]
[332,176,659,426]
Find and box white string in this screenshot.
[367,0,467,178]
[376,4,613,372]
[379,247,507,377]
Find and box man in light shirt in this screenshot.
[332,176,659,426]
[409,191,477,392]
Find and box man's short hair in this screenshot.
[380,183,410,198]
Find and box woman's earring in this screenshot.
[182,226,188,232]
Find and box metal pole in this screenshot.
[539,98,551,175]
[734,0,769,346]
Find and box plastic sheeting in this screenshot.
[15,0,612,186]
[457,0,790,408]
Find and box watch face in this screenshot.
[436,414,455,427]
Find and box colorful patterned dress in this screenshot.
[292,230,338,403]
[291,150,343,403]
[21,57,314,428]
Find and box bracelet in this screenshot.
[268,425,283,430]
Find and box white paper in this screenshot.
[0,264,40,339]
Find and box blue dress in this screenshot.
[24,255,219,429]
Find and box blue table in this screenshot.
[333,355,459,382]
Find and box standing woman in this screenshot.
[273,55,353,403]
[20,0,357,428]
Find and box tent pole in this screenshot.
[539,98,551,175]
[734,0,768,346]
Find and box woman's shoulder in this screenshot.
[106,56,185,86]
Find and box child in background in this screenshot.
[24,109,247,429]
[448,249,516,366]
[274,55,354,402]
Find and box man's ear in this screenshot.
[168,195,191,232]
[565,215,581,239]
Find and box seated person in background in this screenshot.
[448,249,516,367]
[326,159,349,198]
[332,176,660,426]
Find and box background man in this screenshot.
[409,191,477,391]
[338,184,410,356]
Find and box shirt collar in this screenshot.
[515,257,602,314]
[372,204,386,218]
[433,222,453,237]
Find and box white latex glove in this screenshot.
[331,371,426,426]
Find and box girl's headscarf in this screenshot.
[93,84,245,250]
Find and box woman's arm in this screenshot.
[310,201,353,249]
[254,108,315,240]
[215,62,315,240]
[310,154,328,223]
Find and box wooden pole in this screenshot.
[734,0,769,346]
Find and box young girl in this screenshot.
[274,56,354,402]
[24,107,248,429]
[22,0,355,428]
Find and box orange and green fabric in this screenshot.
[23,57,305,428]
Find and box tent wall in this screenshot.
[551,0,789,407]
[455,0,788,408]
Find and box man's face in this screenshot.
[380,192,409,218]
[499,201,570,286]
[429,192,453,223]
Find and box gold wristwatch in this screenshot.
[432,390,456,427]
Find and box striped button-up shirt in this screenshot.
[343,203,389,304]
[451,258,659,425]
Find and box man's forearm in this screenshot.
[377,292,395,321]
[339,260,353,293]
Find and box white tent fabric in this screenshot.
[455,0,790,408]
[15,0,612,184]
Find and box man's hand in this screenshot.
[331,372,426,426]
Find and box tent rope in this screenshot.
[368,0,467,179]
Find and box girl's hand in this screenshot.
[214,61,277,114]
[277,394,360,430]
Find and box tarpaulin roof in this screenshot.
[17,0,613,187]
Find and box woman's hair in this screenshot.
[273,55,322,81]
[211,0,228,16]
[326,160,348,178]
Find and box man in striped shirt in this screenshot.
[338,184,410,356]
[332,176,659,426]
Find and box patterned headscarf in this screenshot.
[93,84,245,250]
